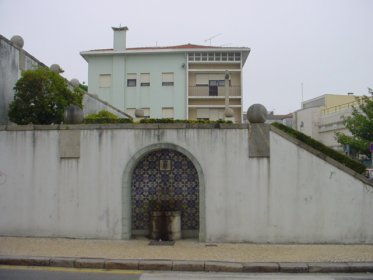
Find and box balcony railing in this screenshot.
[188,86,241,97]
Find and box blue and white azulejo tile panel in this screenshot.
[131,149,199,230]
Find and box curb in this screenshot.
[0,256,372,273]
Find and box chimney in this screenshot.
[112,26,129,51]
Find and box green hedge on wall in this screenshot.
[271,122,366,174]
[84,110,133,124]
[139,118,232,124]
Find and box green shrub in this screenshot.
[272,122,366,174]
[139,118,232,124]
[84,110,133,124]
[8,67,83,124]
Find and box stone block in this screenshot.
[243,262,279,272]
[186,123,217,129]
[308,262,349,273]
[279,262,308,273]
[132,124,159,129]
[172,260,205,271]
[105,259,139,270]
[138,260,173,271]
[158,123,187,129]
[205,261,243,272]
[59,130,80,158]
[6,124,34,131]
[249,123,270,157]
[33,125,59,130]
[1,256,50,266]
[0,256,31,266]
[348,262,373,273]
[75,258,105,269]
[219,123,247,129]
[49,257,76,268]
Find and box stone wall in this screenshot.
[0,35,43,124]
[0,124,372,243]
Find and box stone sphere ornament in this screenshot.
[224,107,234,118]
[70,78,80,87]
[50,64,63,73]
[63,105,84,124]
[135,109,145,118]
[247,104,268,123]
[11,35,24,48]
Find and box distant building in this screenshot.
[293,93,358,150]
[266,112,293,127]
[243,111,293,127]
[80,27,251,123]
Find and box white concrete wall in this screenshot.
[0,126,372,243]
[0,36,42,124]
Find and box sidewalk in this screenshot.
[1,237,373,273]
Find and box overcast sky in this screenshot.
[1,0,372,114]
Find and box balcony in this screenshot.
[188,86,241,97]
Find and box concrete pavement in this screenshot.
[0,237,372,273]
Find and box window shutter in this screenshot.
[99,74,111,88]
[127,73,137,80]
[197,109,209,119]
[162,108,174,118]
[162,73,174,83]
[140,73,150,83]
[196,74,208,85]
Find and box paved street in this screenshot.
[1,266,373,280]
[142,272,373,279]
[0,266,141,280]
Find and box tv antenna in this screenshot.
[204,33,222,46]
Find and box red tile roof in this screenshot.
[88,43,227,52]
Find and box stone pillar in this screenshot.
[247,104,270,158]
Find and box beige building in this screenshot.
[187,50,249,123]
[294,94,358,150]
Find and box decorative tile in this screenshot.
[131,149,199,231]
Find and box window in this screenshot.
[209,80,225,96]
[99,74,111,88]
[162,72,174,86]
[142,108,150,118]
[127,73,137,87]
[162,107,174,119]
[197,109,209,120]
[140,73,150,86]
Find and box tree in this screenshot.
[8,67,83,125]
[336,90,373,156]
